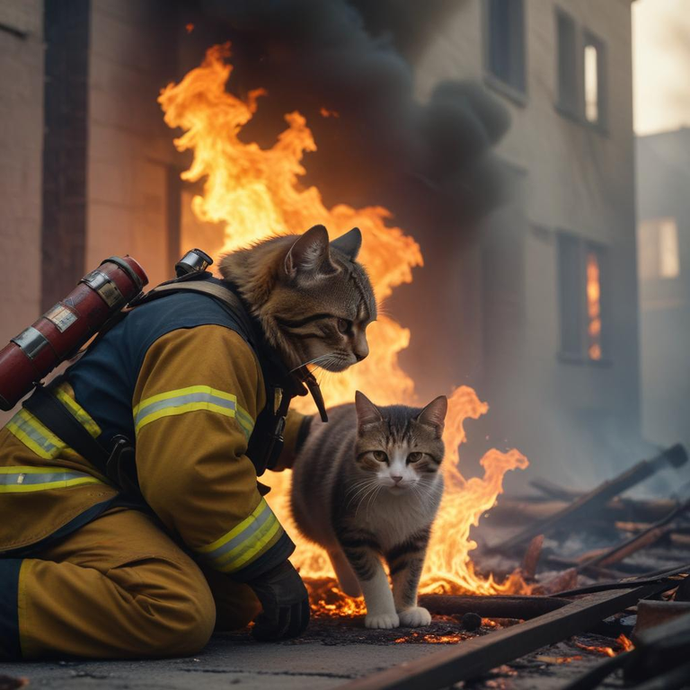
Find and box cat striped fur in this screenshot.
[291,392,447,629]
[220,225,376,373]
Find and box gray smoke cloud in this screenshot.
[198,0,512,221]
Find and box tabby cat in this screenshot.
[220,225,376,372]
[291,391,447,629]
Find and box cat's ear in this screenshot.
[284,225,334,277]
[355,390,383,429]
[330,227,362,261]
[416,396,448,437]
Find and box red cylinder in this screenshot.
[0,256,148,411]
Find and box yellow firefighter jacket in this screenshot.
[0,283,306,582]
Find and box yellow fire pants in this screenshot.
[10,507,260,659]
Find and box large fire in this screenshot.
[159,44,530,608]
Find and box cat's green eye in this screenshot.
[337,318,352,335]
[407,452,424,463]
[372,451,388,463]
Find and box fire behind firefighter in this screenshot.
[0,226,373,660]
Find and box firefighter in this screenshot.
[0,229,372,660]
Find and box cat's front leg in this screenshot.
[340,539,399,629]
[386,531,432,627]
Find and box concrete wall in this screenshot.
[0,1,43,342]
[86,0,181,287]
[414,0,640,485]
[0,2,44,424]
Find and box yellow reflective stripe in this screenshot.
[7,409,65,460]
[196,498,284,574]
[0,466,104,493]
[235,407,255,440]
[133,385,236,416]
[53,385,101,438]
[134,385,254,439]
[217,519,281,573]
[0,477,102,493]
[197,499,269,554]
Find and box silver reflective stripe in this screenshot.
[203,503,274,563]
[11,414,60,456]
[134,391,237,428]
[0,470,94,486]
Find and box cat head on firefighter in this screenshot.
[220,225,376,373]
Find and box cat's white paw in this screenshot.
[365,612,400,629]
[398,606,432,627]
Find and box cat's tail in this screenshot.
[328,548,362,598]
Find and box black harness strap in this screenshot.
[23,385,111,475]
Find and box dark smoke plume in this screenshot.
[198,0,511,222]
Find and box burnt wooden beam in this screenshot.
[341,583,676,690]
[418,594,569,620]
[489,444,687,553]
[578,500,690,571]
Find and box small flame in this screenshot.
[319,107,340,118]
[159,44,530,608]
[575,634,634,657]
[586,252,602,360]
[185,23,194,34]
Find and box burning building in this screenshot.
[5,1,690,688]
[0,0,646,600]
[1,0,641,482]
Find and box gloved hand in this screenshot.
[248,560,310,641]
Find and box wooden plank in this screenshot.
[340,584,671,690]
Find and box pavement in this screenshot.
[3,630,441,690]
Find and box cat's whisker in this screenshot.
[289,352,338,373]
[346,479,378,511]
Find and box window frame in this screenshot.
[582,29,607,131]
[554,7,580,120]
[556,230,611,365]
[553,8,608,133]
[483,0,528,106]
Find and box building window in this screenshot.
[557,232,608,362]
[554,11,607,129]
[638,217,681,280]
[583,32,606,126]
[486,0,526,96]
[556,9,578,115]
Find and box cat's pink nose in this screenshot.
[391,476,403,484]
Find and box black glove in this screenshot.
[248,560,310,641]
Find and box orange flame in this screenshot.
[586,252,602,361]
[575,634,634,657]
[159,44,530,606]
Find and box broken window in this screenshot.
[638,217,681,280]
[486,0,526,94]
[557,232,608,362]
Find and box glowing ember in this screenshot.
[575,634,634,657]
[159,44,530,610]
[586,252,602,360]
[319,107,340,118]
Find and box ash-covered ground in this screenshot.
[3,613,630,690]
